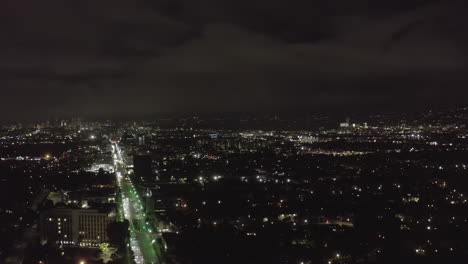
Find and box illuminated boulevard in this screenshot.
[112,142,161,264]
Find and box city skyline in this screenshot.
[2,108,468,263]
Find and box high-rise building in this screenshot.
[340,117,351,128]
[40,207,116,248]
[133,155,153,184]
[138,134,146,146]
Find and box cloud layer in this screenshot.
[1,0,467,120]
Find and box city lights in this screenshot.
[4,108,468,264]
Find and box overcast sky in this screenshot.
[1,0,467,120]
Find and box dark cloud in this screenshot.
[0,0,467,120]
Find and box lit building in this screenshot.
[138,134,146,146]
[298,136,319,143]
[40,207,116,247]
[340,117,351,128]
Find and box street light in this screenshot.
[79,261,86,264]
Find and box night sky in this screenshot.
[1,0,468,120]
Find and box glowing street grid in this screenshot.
[113,143,160,264]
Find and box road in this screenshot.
[113,143,161,264]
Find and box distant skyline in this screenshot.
[1,0,468,121]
